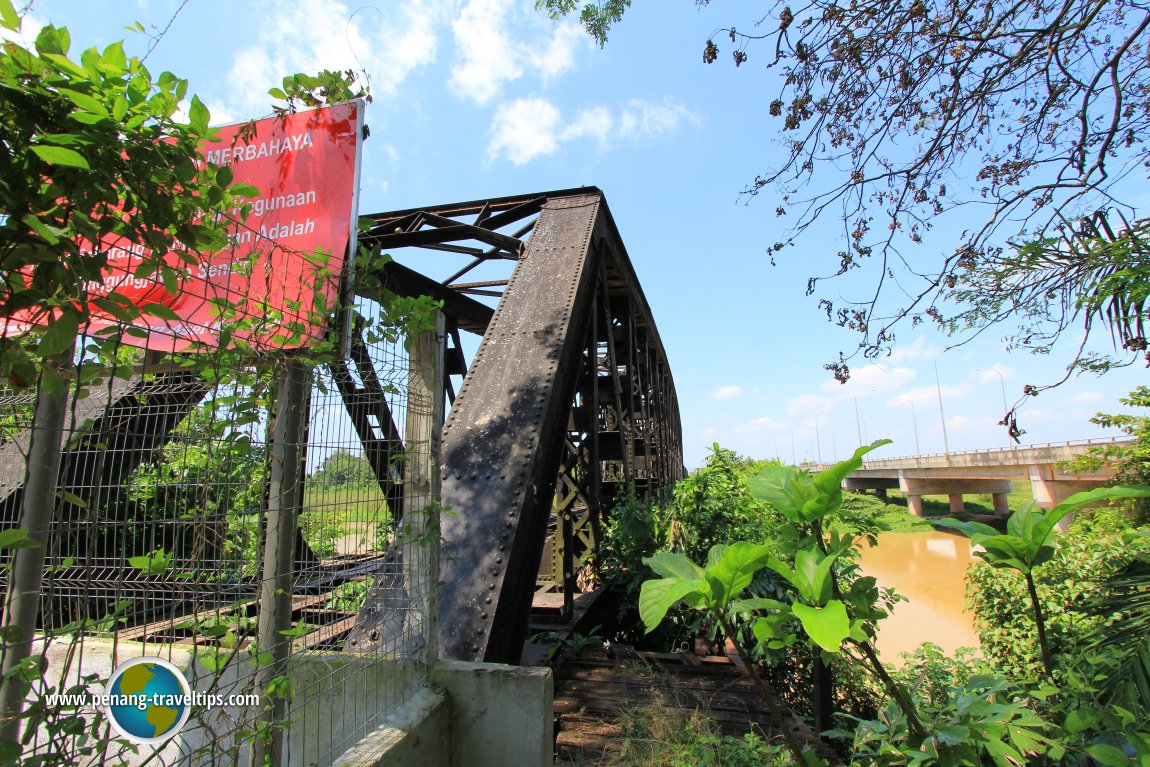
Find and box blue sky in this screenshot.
[16,0,1150,468]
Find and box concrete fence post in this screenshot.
[404,312,445,664]
[0,361,69,745]
[250,359,310,767]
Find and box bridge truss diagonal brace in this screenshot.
[437,195,604,665]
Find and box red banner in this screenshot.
[15,101,363,353]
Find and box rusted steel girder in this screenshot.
[436,190,684,664]
[346,188,683,664]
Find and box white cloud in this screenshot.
[617,98,697,138]
[822,363,916,395]
[709,385,742,401]
[885,337,941,363]
[529,20,583,81]
[947,414,977,431]
[740,415,793,433]
[487,96,697,165]
[894,382,972,407]
[785,393,835,417]
[974,365,1014,382]
[487,96,562,165]
[1066,391,1103,405]
[450,0,583,105]
[449,0,521,105]
[224,0,445,115]
[563,106,614,147]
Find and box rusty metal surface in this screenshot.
[0,370,210,522]
[436,194,604,663]
[347,187,684,664]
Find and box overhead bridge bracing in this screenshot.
[351,188,685,664]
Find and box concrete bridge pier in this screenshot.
[898,475,1013,518]
[842,477,898,503]
[1029,466,1107,531]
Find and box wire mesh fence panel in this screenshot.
[0,300,442,766]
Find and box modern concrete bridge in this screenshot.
[840,438,1132,517]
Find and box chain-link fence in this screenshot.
[0,299,443,766]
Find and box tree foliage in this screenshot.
[0,7,249,392]
[541,0,1150,384]
[310,449,378,488]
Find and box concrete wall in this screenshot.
[332,659,554,767]
[431,660,553,767]
[331,688,451,767]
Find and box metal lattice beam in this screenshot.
[345,188,683,664]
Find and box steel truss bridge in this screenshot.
[0,187,684,666]
[356,187,685,663]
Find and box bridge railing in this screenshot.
[808,436,1135,472]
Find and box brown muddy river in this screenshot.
[855,530,981,662]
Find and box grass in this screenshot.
[299,483,393,557]
[883,483,1035,517]
[836,484,1038,535]
[577,705,792,767]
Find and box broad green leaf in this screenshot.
[704,541,774,608]
[161,265,179,295]
[792,600,850,653]
[100,41,127,73]
[0,528,38,550]
[141,302,181,321]
[42,52,87,79]
[91,297,139,323]
[747,464,819,522]
[706,544,726,568]
[1062,707,1099,734]
[728,597,787,613]
[1046,485,1150,533]
[931,518,1001,540]
[128,548,172,575]
[811,440,892,511]
[644,550,704,582]
[21,214,60,245]
[38,312,80,357]
[189,95,209,134]
[1087,744,1132,767]
[793,547,838,605]
[30,145,89,169]
[194,648,231,673]
[57,88,107,117]
[34,24,69,55]
[278,622,311,639]
[639,577,706,634]
[59,491,88,509]
[0,0,19,31]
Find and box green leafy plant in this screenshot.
[936,487,1150,677]
[635,442,1093,766]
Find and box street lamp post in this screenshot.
[898,395,921,455]
[934,356,951,456]
[852,389,874,447]
[976,367,1010,446]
